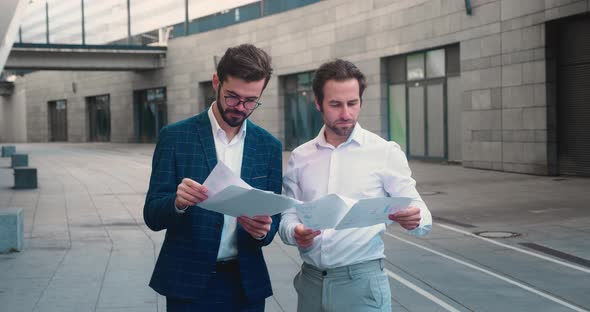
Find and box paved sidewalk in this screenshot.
[1,143,589,312]
[0,143,301,312]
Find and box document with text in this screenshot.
[198,161,299,217]
[295,194,412,230]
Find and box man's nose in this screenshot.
[341,106,352,119]
[235,101,247,111]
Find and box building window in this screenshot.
[199,81,216,113]
[386,44,460,160]
[281,71,323,150]
[134,87,167,143]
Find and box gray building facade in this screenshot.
[1,0,590,176]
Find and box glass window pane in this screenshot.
[387,56,406,83]
[199,81,215,112]
[407,53,425,81]
[446,44,460,76]
[282,71,322,150]
[389,84,407,152]
[426,49,445,78]
[408,85,425,157]
[427,83,445,157]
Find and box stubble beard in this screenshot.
[325,119,356,138]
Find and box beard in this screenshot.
[216,89,251,128]
[324,118,356,138]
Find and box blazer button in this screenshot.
[215,223,221,230]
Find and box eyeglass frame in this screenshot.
[223,95,262,110]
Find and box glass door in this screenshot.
[134,88,167,143]
[408,83,425,157]
[48,100,68,141]
[426,80,446,158]
[87,95,111,142]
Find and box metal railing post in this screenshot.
[127,0,131,44]
[184,0,189,36]
[81,0,86,45]
[45,2,50,44]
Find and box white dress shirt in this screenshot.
[208,106,246,260]
[279,123,432,269]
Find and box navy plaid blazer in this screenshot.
[143,110,282,302]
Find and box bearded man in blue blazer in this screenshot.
[144,44,282,311]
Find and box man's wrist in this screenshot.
[174,202,188,214]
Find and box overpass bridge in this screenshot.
[0,0,167,96]
[4,43,167,71]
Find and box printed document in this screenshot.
[198,161,298,217]
[296,194,412,230]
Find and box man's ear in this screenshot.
[212,73,220,92]
[314,97,322,112]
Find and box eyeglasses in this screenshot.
[224,95,261,110]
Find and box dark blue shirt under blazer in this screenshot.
[143,110,282,302]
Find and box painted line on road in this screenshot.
[436,223,590,274]
[384,269,461,312]
[385,232,590,312]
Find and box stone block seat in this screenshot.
[1,145,16,158]
[14,167,37,189]
[11,153,28,168]
[0,208,24,252]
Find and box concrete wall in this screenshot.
[9,0,590,174]
[23,71,165,142]
[461,0,589,174]
[0,79,27,142]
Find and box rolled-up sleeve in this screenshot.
[381,143,432,236]
[279,154,302,246]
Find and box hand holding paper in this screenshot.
[389,206,422,230]
[175,178,208,209]
[295,194,412,230]
[293,224,321,248]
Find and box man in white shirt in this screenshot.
[279,59,432,311]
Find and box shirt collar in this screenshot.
[315,122,364,149]
[208,104,247,142]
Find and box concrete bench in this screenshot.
[1,145,16,158]
[0,208,24,252]
[11,153,28,168]
[14,167,37,189]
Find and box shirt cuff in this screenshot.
[174,203,187,214]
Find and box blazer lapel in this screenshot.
[241,120,256,185]
[195,111,217,172]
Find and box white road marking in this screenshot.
[385,268,462,312]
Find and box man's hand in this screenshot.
[237,216,273,239]
[175,178,208,210]
[294,224,321,248]
[389,206,421,230]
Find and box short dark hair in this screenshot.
[312,59,367,105]
[216,44,273,90]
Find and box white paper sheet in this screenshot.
[199,161,298,217]
[202,161,251,197]
[295,194,412,230]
